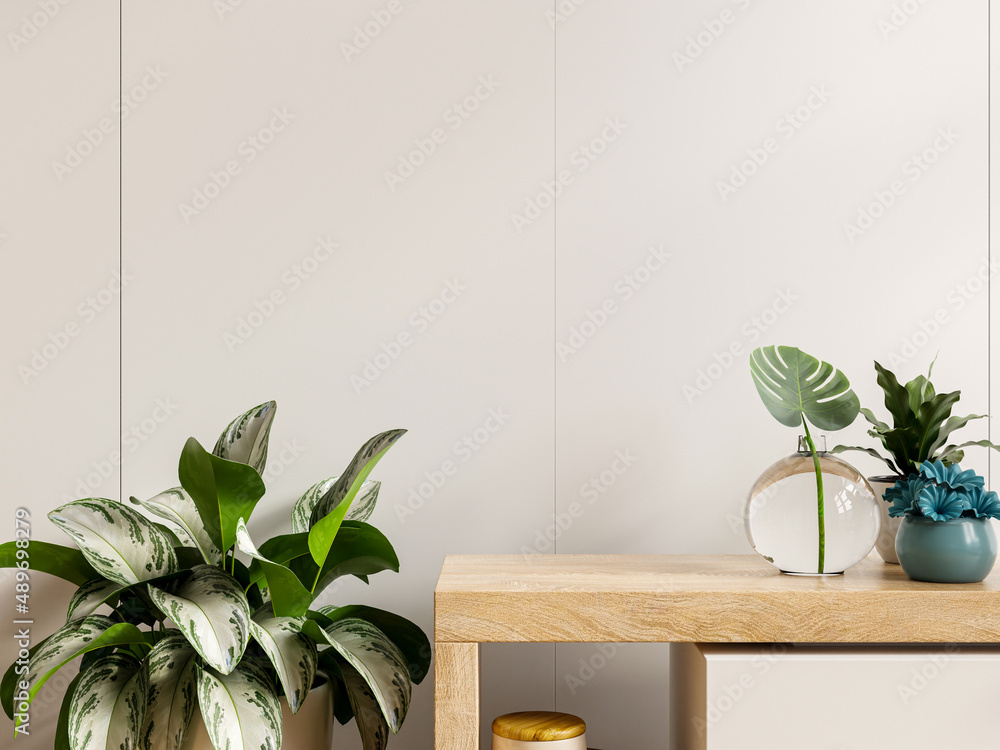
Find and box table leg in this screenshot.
[434,642,480,750]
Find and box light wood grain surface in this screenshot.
[434,642,479,750]
[434,554,1000,643]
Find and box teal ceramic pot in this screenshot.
[895,516,998,583]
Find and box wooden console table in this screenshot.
[433,554,1000,750]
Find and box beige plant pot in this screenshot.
[870,476,903,564]
[181,681,333,750]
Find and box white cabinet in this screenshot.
[671,643,1000,750]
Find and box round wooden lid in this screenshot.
[492,712,586,741]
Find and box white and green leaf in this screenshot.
[213,400,277,475]
[291,478,336,533]
[55,671,83,750]
[340,664,390,750]
[245,523,398,602]
[249,610,317,713]
[236,520,313,617]
[292,478,380,533]
[131,488,223,564]
[66,578,121,623]
[309,431,405,527]
[68,652,148,750]
[139,632,199,750]
[195,661,282,750]
[48,498,178,587]
[318,605,431,684]
[308,430,405,571]
[153,523,184,548]
[14,615,146,713]
[148,565,250,674]
[347,480,381,524]
[304,617,410,732]
[178,438,267,555]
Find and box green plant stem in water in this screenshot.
[802,420,825,573]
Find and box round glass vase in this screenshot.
[744,436,880,575]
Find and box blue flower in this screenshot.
[916,484,966,521]
[918,460,985,493]
[885,476,926,518]
[963,487,1000,520]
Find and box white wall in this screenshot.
[0,2,993,749]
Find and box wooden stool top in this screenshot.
[492,712,586,741]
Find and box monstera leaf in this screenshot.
[195,661,282,750]
[48,498,178,587]
[68,652,149,750]
[749,346,860,431]
[178,438,266,556]
[213,400,277,475]
[749,346,859,574]
[147,565,250,674]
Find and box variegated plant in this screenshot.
[0,402,429,750]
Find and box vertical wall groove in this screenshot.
[119,1,123,504]
[552,0,558,713]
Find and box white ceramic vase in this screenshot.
[869,476,903,564]
[181,681,333,750]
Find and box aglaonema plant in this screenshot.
[749,346,861,573]
[0,401,430,750]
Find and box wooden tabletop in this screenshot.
[434,554,1000,643]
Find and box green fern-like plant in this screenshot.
[833,359,1000,477]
